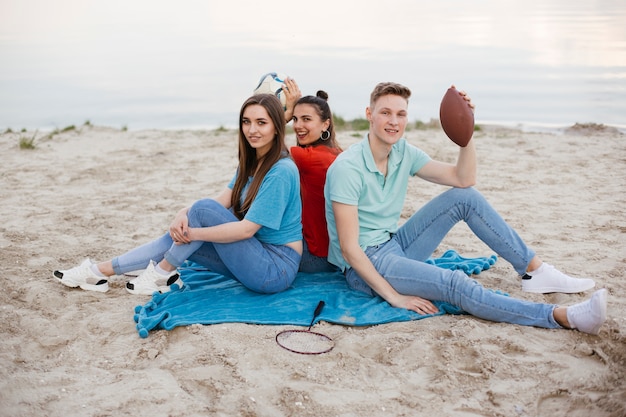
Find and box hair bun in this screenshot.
[316,90,329,101]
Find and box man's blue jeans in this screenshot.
[345,188,560,329]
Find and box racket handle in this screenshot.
[307,300,325,330]
[313,300,325,318]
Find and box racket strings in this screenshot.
[276,330,334,355]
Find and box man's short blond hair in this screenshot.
[369,82,411,108]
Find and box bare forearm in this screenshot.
[343,244,439,314]
[455,140,477,186]
[342,246,401,303]
[187,221,258,244]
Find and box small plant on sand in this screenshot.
[42,124,78,140]
[333,115,369,131]
[415,119,441,130]
[349,118,370,131]
[19,131,38,149]
[413,120,427,130]
[333,114,347,130]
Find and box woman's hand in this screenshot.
[169,208,190,244]
[389,293,439,316]
[283,77,302,123]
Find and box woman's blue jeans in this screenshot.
[299,240,340,274]
[345,187,560,329]
[111,199,301,294]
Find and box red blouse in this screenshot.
[290,145,340,257]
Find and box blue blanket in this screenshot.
[133,249,497,338]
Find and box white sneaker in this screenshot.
[125,260,183,295]
[566,289,608,335]
[522,263,595,294]
[53,259,109,293]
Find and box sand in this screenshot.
[0,123,624,417]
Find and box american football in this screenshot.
[439,86,475,147]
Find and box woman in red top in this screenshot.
[290,91,342,273]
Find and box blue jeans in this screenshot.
[111,199,301,294]
[299,240,340,273]
[345,188,560,329]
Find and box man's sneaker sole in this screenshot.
[522,280,595,294]
[53,270,109,293]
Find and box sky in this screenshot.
[1,0,624,130]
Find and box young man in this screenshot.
[323,82,606,334]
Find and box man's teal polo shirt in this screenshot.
[324,135,431,271]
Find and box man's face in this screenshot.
[366,94,408,146]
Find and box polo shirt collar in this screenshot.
[362,135,379,174]
[362,135,403,176]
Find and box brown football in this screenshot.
[439,86,474,147]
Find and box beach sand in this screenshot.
[0,124,624,416]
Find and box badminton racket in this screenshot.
[275,300,334,355]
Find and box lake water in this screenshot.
[1,0,625,132]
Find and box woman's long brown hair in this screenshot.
[231,94,288,219]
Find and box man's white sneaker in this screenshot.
[125,261,183,295]
[522,263,595,294]
[566,289,608,335]
[53,259,109,293]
